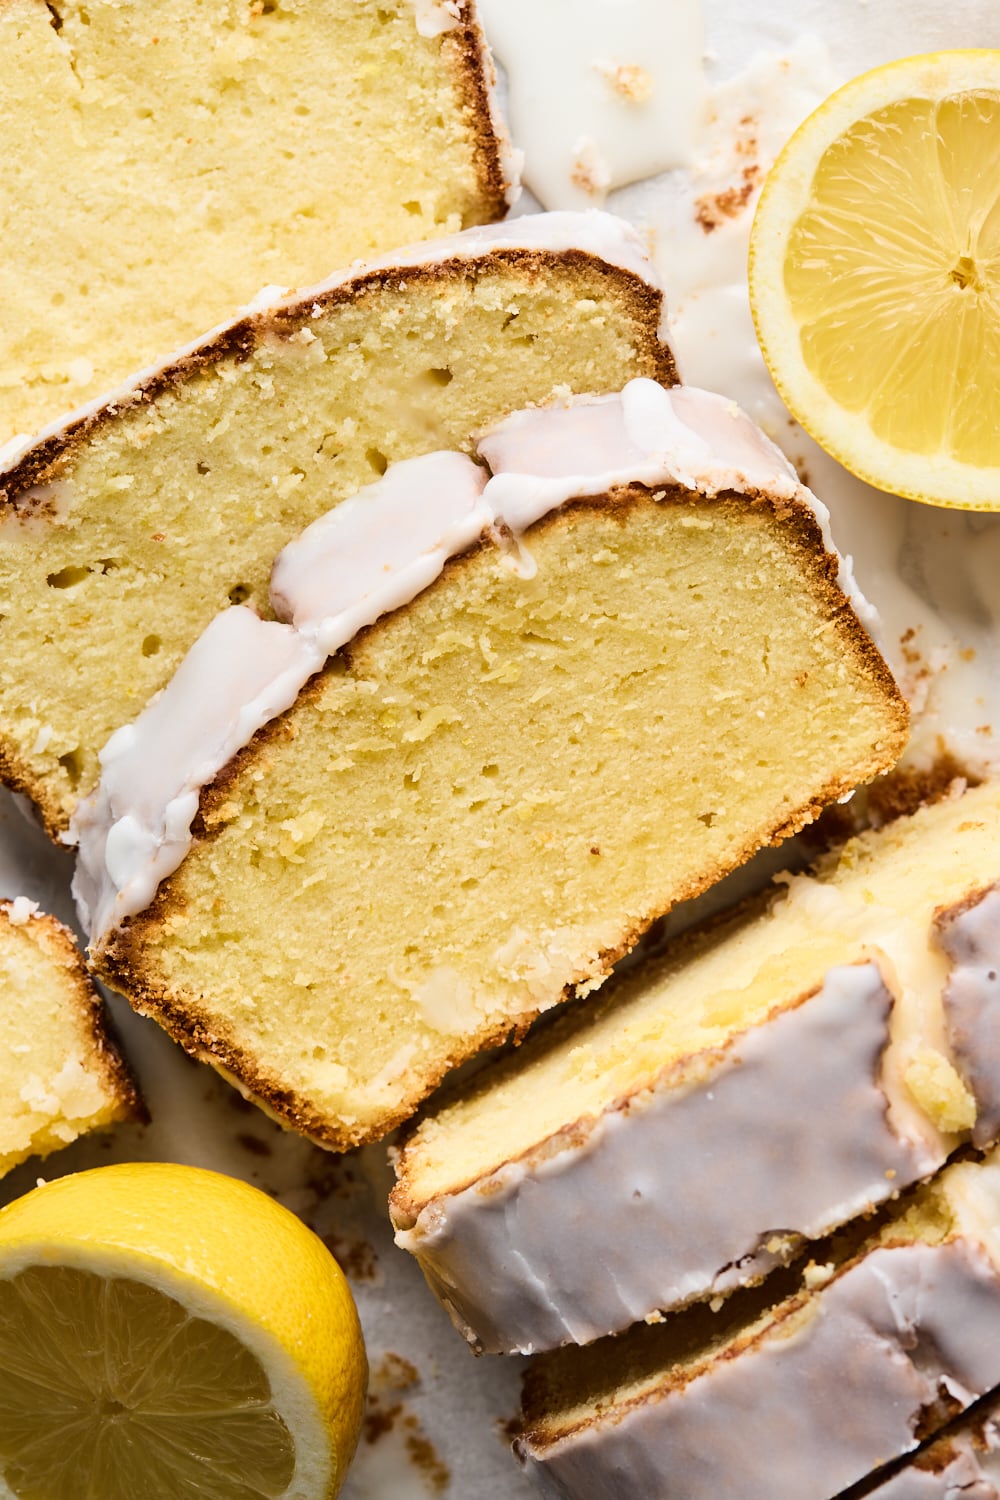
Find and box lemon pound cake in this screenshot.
[0,899,139,1177]
[0,211,672,837]
[391,780,1000,1354]
[0,0,517,444]
[516,1147,1000,1500]
[76,380,906,1150]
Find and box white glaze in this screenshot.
[520,1233,1000,1500]
[396,962,938,1354]
[479,379,878,635]
[477,0,704,211]
[72,452,492,945]
[937,883,1000,1149]
[72,608,325,944]
[271,452,490,653]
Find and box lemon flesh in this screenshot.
[785,89,1000,468]
[0,1164,365,1500]
[750,52,1000,509]
[0,1265,296,1500]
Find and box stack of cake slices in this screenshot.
[0,212,671,835]
[0,11,983,1487]
[387,772,1000,1499]
[68,377,907,1151]
[390,778,1000,1353]
[516,1142,1000,1500]
[0,898,140,1178]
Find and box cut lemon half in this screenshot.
[0,1163,366,1499]
[749,50,1000,509]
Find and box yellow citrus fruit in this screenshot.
[749,50,1000,510]
[0,1162,366,1499]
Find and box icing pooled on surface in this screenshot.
[396,962,935,1354]
[521,1233,1000,1500]
[477,0,704,210]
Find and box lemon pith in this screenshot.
[749,50,1000,510]
[0,1164,366,1500]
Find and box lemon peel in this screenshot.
[750,49,1000,510]
[0,1162,366,1500]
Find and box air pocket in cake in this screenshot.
[74,381,907,1150]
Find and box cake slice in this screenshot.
[0,0,517,443]
[863,1397,1000,1499]
[0,211,672,836]
[390,780,1000,1354]
[77,381,906,1150]
[0,898,140,1177]
[516,1146,1000,1500]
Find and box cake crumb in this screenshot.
[371,1352,420,1395]
[570,139,611,197]
[594,61,653,103]
[803,1261,835,1291]
[695,163,762,232]
[323,1230,380,1284]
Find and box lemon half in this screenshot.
[0,1163,366,1500]
[749,50,1000,510]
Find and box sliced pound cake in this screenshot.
[0,899,140,1177]
[390,779,1000,1353]
[0,0,516,442]
[76,381,907,1150]
[516,1147,1000,1500]
[0,212,672,836]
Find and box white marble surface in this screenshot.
[4,3,1000,1496]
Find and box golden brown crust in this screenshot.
[0,747,69,845]
[93,483,905,1151]
[0,901,145,1125]
[447,2,516,221]
[517,1289,816,1452]
[932,876,1000,938]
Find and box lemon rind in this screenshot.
[749,48,1000,511]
